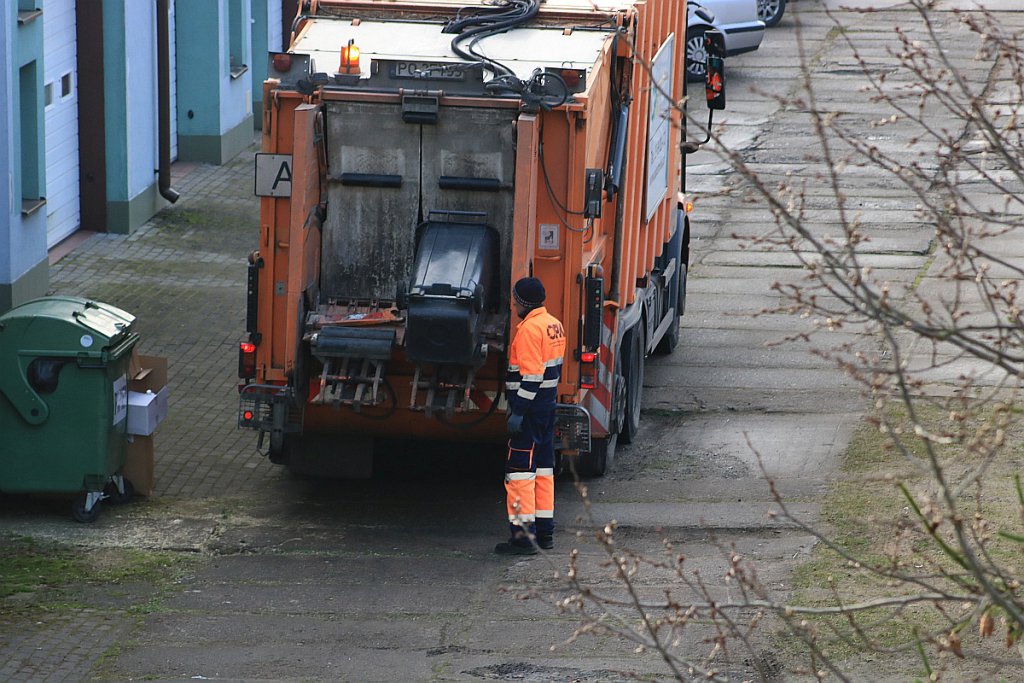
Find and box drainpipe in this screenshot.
[156,0,180,203]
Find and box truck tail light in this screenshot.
[272,53,292,73]
[560,69,581,88]
[238,341,256,379]
[338,40,360,75]
[580,351,598,389]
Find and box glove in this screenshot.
[506,412,524,435]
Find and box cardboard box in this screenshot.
[129,352,168,393]
[124,435,155,496]
[127,386,169,435]
[123,350,167,496]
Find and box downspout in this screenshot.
[157,0,179,203]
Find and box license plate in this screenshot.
[390,61,466,81]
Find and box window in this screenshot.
[16,0,41,25]
[20,61,45,215]
[228,0,247,78]
[43,73,72,111]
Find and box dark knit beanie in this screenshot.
[513,277,546,308]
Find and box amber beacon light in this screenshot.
[338,40,360,74]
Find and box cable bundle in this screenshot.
[444,0,541,79]
[444,0,570,110]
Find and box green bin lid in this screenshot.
[0,296,137,357]
[0,296,139,426]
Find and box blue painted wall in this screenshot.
[127,2,160,205]
[1,2,11,251]
[1,1,275,309]
[218,0,253,133]
[97,0,166,232]
[175,1,221,136]
[177,0,254,155]
[0,0,48,308]
[251,0,283,128]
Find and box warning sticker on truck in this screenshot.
[255,154,293,197]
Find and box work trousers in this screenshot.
[504,405,555,544]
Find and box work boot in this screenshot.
[494,539,538,556]
[537,536,554,550]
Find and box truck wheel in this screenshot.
[268,434,292,465]
[611,349,627,437]
[654,265,686,356]
[571,434,616,478]
[654,307,680,356]
[619,329,644,445]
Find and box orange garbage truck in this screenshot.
[238,0,726,476]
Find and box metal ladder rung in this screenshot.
[313,356,387,408]
[408,365,476,419]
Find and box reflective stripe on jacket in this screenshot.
[506,306,566,414]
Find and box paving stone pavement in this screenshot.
[6,4,1024,681]
[0,610,134,683]
[47,139,275,500]
[0,139,271,683]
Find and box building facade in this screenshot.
[1,0,284,312]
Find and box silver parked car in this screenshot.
[686,0,765,82]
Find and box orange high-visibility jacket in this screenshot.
[505,307,566,415]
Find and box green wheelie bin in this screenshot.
[0,296,140,522]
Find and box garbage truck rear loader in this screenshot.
[239,0,725,476]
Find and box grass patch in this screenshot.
[780,402,1024,669]
[0,532,196,615]
[0,535,83,599]
[825,25,845,41]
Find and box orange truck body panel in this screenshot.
[242,0,696,461]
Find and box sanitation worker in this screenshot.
[495,276,566,555]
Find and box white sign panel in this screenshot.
[645,34,675,222]
[539,223,560,251]
[112,374,128,426]
[255,153,293,197]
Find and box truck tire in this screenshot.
[654,306,680,356]
[268,434,292,465]
[571,434,616,478]
[619,328,644,445]
[654,264,686,355]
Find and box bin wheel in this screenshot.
[105,478,135,505]
[71,493,101,523]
